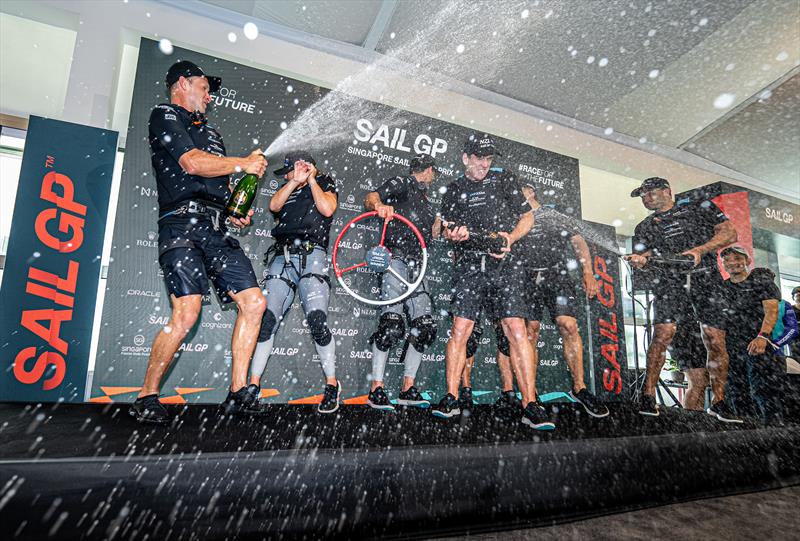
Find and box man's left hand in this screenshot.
[681,248,703,267]
[747,336,768,355]
[583,272,598,299]
[229,209,254,229]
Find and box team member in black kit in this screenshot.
[721,246,784,425]
[363,154,439,410]
[435,134,553,430]
[625,177,739,421]
[131,61,268,424]
[496,183,609,417]
[248,152,341,414]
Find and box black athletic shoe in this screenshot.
[241,383,266,414]
[220,385,259,415]
[706,401,743,424]
[431,393,461,419]
[521,401,555,430]
[367,386,395,411]
[129,394,169,425]
[637,394,659,417]
[318,382,341,414]
[458,386,475,415]
[396,386,430,408]
[569,388,610,418]
[495,390,523,410]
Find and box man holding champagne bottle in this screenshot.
[130,60,268,424]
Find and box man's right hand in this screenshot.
[376,204,395,220]
[624,254,649,269]
[243,150,267,177]
[444,225,470,242]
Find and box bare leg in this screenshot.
[644,323,677,396]
[461,356,475,388]
[701,325,729,403]
[228,287,267,392]
[684,368,709,411]
[555,316,587,394]
[446,317,475,398]
[138,294,202,398]
[501,317,537,406]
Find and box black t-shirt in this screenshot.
[633,198,728,274]
[723,268,781,343]
[440,167,529,262]
[516,205,578,270]
[373,175,435,259]
[271,174,338,249]
[148,103,230,212]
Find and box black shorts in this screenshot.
[158,216,258,302]
[450,256,528,323]
[670,322,707,371]
[652,268,726,329]
[526,268,579,322]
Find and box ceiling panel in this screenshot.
[376,0,751,131]
[199,0,382,46]
[686,72,800,198]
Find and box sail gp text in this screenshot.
[353,119,448,157]
[11,162,88,391]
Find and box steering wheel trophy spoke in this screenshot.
[387,266,412,289]
[332,211,428,306]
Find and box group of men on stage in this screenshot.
[131,60,787,428]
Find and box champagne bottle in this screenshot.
[226,172,259,218]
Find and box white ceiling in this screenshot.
[191,0,799,200]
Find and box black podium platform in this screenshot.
[1,402,798,540]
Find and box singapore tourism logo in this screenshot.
[134,334,146,346]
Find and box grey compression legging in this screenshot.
[250,246,335,379]
[371,258,433,383]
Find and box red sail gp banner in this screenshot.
[0,116,117,403]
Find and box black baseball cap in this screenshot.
[630,177,670,197]
[166,60,222,93]
[720,245,750,259]
[463,133,502,157]
[409,154,437,174]
[792,286,800,297]
[274,151,317,176]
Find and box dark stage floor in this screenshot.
[1,402,798,540]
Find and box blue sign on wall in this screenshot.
[0,116,116,402]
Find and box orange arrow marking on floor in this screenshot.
[343,394,368,405]
[288,394,323,404]
[261,389,280,399]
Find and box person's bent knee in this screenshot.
[556,316,579,336]
[236,289,267,318]
[501,318,528,345]
[652,324,676,346]
[450,319,473,346]
[307,309,332,346]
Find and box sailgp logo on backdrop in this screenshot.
[353,119,448,157]
[213,87,255,114]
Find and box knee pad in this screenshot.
[258,310,278,342]
[408,315,437,353]
[306,310,332,346]
[466,324,483,358]
[495,324,510,357]
[370,312,406,352]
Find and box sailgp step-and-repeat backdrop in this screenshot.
[91,38,625,404]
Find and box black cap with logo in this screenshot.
[166,60,222,93]
[409,154,437,174]
[274,151,317,176]
[463,133,502,157]
[630,177,670,197]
